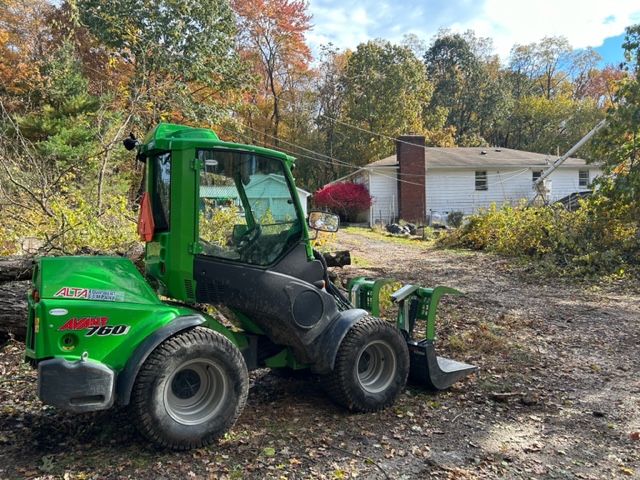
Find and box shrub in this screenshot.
[313,182,372,223]
[447,211,464,228]
[0,193,138,255]
[437,198,639,279]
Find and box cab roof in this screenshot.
[140,123,294,165]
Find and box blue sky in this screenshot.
[305,0,640,67]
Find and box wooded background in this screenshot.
[1,1,639,283]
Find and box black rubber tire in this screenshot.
[131,327,249,450]
[323,316,409,412]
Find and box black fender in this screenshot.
[115,314,206,406]
[310,308,369,374]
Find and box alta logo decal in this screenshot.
[54,287,124,302]
[57,317,130,336]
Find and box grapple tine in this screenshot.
[393,284,478,390]
[348,277,397,316]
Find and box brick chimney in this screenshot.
[396,135,426,222]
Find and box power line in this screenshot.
[74,7,445,166]
[36,5,597,190]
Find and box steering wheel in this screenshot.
[236,224,262,258]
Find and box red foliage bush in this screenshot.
[313,182,372,222]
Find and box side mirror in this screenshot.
[308,211,340,232]
[123,132,138,151]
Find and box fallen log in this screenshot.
[323,250,351,267]
[0,249,350,341]
[0,280,29,341]
[0,256,35,282]
[0,256,33,341]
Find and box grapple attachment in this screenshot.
[406,339,478,390]
[348,278,478,390]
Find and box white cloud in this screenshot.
[305,4,372,50]
[473,0,640,58]
[305,0,640,61]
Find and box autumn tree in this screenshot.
[500,36,608,155]
[424,30,508,146]
[591,24,640,223]
[338,40,431,165]
[289,45,350,189]
[313,182,372,222]
[0,0,53,110]
[45,1,132,98]
[508,36,602,101]
[231,0,312,147]
[77,0,247,129]
[0,1,140,254]
[578,64,626,109]
[0,36,137,254]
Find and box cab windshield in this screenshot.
[197,149,302,265]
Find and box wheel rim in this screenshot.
[356,340,397,394]
[164,358,227,425]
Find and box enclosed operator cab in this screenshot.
[136,123,363,372]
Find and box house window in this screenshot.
[475,171,488,191]
[579,170,589,188]
[532,170,542,183]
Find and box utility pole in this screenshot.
[532,119,607,203]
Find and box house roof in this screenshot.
[249,173,311,197]
[367,147,591,169]
[200,174,310,198]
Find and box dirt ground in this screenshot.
[1,228,639,479]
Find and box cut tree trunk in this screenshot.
[0,256,35,282]
[0,256,33,341]
[0,250,351,341]
[0,280,29,341]
[323,250,351,267]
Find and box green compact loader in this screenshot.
[25,123,477,450]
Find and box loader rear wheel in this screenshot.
[131,327,248,450]
[323,316,409,412]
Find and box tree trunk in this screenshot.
[0,256,35,282]
[0,256,35,341]
[0,250,350,341]
[0,280,29,341]
[323,250,351,267]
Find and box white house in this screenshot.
[335,135,602,226]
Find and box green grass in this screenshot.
[350,255,373,267]
[342,226,436,245]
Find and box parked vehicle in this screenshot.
[25,123,476,450]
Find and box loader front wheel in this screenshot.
[324,316,409,412]
[131,327,248,450]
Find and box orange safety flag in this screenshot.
[137,192,155,242]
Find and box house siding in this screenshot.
[369,168,398,225]
[425,166,602,222]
